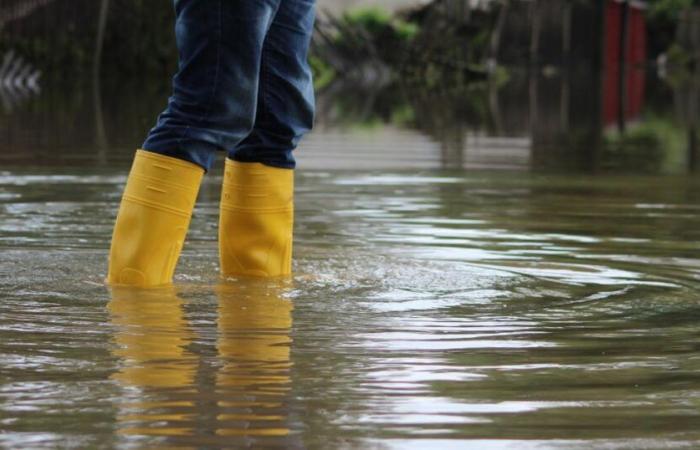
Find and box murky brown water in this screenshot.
[2,164,700,449]
[2,68,700,448]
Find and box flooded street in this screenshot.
[2,69,700,449]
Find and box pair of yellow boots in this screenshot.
[107,150,294,287]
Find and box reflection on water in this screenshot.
[0,51,700,447]
[1,166,700,448]
[107,283,293,447]
[1,68,698,174]
[109,288,198,439]
[215,282,292,439]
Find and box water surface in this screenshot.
[1,164,700,449]
[2,65,700,448]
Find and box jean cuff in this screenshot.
[142,137,219,172]
[229,149,296,169]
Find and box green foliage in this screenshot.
[309,55,336,90]
[633,116,688,173]
[666,42,693,67]
[601,116,687,173]
[647,0,695,22]
[344,8,393,34]
[342,7,418,42]
[328,6,421,67]
[394,21,420,41]
[645,0,698,57]
[603,129,662,173]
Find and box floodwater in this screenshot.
[2,70,700,449]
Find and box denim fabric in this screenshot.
[143,0,316,171]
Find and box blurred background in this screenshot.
[4,3,700,448]
[1,0,699,173]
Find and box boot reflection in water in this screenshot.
[216,280,293,437]
[106,0,315,286]
[108,287,197,437]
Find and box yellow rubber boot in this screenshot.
[107,150,204,287]
[219,159,294,278]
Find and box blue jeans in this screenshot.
[143,0,316,171]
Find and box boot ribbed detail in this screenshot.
[219,159,294,277]
[107,150,204,287]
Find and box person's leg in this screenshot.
[229,0,316,169]
[144,0,282,171]
[219,0,316,278]
[108,0,280,287]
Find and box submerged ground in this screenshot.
[1,70,700,449]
